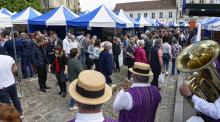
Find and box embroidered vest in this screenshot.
[119,86,161,122]
[68,118,117,122]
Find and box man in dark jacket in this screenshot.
[33,35,49,93]
[21,33,35,78]
[99,41,113,85]
[112,37,121,72]
[4,31,24,60]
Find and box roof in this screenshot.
[115,0,176,11]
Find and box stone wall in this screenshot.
[41,0,77,10]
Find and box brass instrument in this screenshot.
[176,40,220,102]
[111,79,132,94]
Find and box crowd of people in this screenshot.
[0,27,220,122]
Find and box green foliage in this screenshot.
[0,0,42,12]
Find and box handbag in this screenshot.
[61,72,68,83]
[158,73,164,83]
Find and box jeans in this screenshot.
[103,73,112,85]
[94,59,100,71]
[80,49,86,65]
[0,84,23,114]
[126,58,134,80]
[23,56,34,77]
[36,65,48,90]
[163,53,170,72]
[69,98,75,107]
[55,72,67,93]
[0,88,11,104]
[114,55,120,70]
[21,57,27,78]
[172,58,180,75]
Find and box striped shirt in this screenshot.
[118,85,161,122]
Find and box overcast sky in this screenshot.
[79,0,157,11]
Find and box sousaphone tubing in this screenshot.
[176,40,220,102]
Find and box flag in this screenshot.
[182,0,186,14]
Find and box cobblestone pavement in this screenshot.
[18,66,177,122]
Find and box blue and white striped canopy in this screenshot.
[205,17,220,31]
[115,9,135,28]
[179,22,189,27]
[68,5,126,28]
[0,8,13,16]
[135,16,153,27]
[168,22,179,27]
[79,10,89,16]
[201,17,220,27]
[12,7,42,24]
[29,5,78,26]
[154,19,166,27]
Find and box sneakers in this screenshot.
[165,72,169,75]
[20,114,24,119]
[68,106,78,111]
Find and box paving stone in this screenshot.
[18,66,177,122]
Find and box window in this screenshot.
[159,12,163,18]
[152,13,155,18]
[200,0,204,3]
[144,13,147,17]
[180,11,183,18]
[130,13,133,18]
[169,12,172,18]
[138,13,141,17]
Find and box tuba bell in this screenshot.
[176,40,220,103]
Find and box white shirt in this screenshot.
[63,37,79,55]
[192,95,220,120]
[74,112,104,122]
[93,47,100,59]
[180,34,185,42]
[162,42,172,54]
[113,83,150,113]
[88,45,94,59]
[0,55,16,89]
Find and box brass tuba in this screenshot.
[176,40,220,102]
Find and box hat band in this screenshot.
[133,68,149,74]
[76,83,105,98]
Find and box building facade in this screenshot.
[115,0,177,23]
[115,0,219,25]
[40,0,79,13]
[176,0,218,24]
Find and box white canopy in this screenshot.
[12,7,42,24]
[115,9,134,28]
[0,13,12,28]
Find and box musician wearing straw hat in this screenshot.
[68,70,117,122]
[113,62,161,122]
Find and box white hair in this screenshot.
[137,39,145,46]
[103,41,112,49]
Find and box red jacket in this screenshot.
[134,47,149,64]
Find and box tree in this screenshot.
[0,0,42,12]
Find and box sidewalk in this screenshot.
[173,73,196,122]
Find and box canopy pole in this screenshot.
[114,28,116,36]
[27,24,30,33]
[65,25,68,36]
[11,27,23,97]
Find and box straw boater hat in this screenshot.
[69,70,112,105]
[129,62,153,76]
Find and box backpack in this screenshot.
[172,45,181,59]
